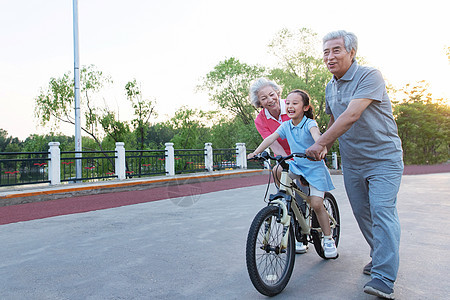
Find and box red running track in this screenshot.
[403,163,450,175]
[0,174,270,225]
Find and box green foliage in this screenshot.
[268,28,322,78]
[99,110,134,150]
[22,135,51,152]
[81,136,103,151]
[393,81,449,164]
[145,123,177,149]
[168,106,211,149]
[4,139,22,152]
[125,79,157,150]
[0,129,18,152]
[198,57,265,125]
[208,116,262,149]
[267,28,332,132]
[34,64,116,151]
[35,65,111,132]
[23,134,75,152]
[35,73,74,125]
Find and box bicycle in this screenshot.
[246,151,340,296]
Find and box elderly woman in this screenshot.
[249,77,308,254]
[249,78,290,156]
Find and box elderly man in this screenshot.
[306,30,403,299]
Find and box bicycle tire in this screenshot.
[311,192,341,259]
[246,205,295,296]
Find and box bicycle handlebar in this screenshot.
[249,152,314,162]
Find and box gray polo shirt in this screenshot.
[325,61,403,168]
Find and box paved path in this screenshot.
[0,172,449,299]
[0,172,269,225]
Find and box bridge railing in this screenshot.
[0,142,251,187]
[0,142,343,187]
[60,150,117,183]
[0,151,50,186]
[124,149,166,178]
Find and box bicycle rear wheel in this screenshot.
[311,192,340,259]
[246,205,295,296]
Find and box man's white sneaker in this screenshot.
[295,241,308,254]
[323,239,338,259]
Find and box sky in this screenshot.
[1,0,449,140]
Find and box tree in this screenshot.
[393,81,449,164]
[0,129,13,152]
[198,57,265,125]
[35,64,113,150]
[144,122,177,149]
[125,79,157,150]
[99,110,133,149]
[268,28,322,80]
[168,106,211,149]
[23,134,75,152]
[208,115,261,149]
[267,28,332,133]
[0,129,22,152]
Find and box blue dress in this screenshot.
[276,116,335,192]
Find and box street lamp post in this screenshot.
[73,0,82,180]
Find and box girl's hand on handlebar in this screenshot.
[247,152,257,160]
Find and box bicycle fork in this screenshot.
[264,199,291,251]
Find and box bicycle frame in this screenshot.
[267,169,309,250]
[246,152,341,296]
[266,162,338,250]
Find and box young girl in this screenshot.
[248,89,337,258]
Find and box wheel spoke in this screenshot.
[247,205,295,295]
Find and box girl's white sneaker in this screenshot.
[323,239,338,258]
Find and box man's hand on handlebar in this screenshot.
[248,150,324,163]
[305,143,328,161]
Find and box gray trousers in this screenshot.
[342,160,403,288]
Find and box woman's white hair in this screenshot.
[249,77,282,108]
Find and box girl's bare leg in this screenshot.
[272,164,282,188]
[309,195,331,236]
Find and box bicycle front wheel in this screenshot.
[311,192,341,259]
[246,205,295,296]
